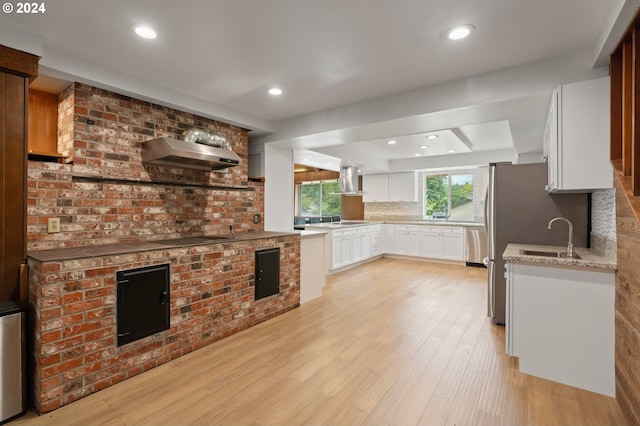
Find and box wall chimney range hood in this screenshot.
[141,137,241,171]
[333,165,365,196]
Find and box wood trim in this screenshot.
[294,170,340,183]
[611,51,623,161]
[0,44,39,79]
[634,27,640,194]
[0,72,28,301]
[340,195,365,220]
[623,39,633,176]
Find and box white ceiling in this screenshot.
[1,0,635,173]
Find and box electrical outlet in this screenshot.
[48,217,61,233]
[253,214,261,224]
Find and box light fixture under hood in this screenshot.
[332,165,365,196]
[141,136,241,171]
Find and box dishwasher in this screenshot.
[0,301,26,423]
[465,227,487,267]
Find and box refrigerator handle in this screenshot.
[487,260,495,318]
[484,188,488,232]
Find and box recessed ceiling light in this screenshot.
[303,158,310,162]
[133,25,157,39]
[268,87,283,96]
[387,140,397,145]
[414,153,422,157]
[446,25,475,40]
[420,145,430,149]
[448,149,457,153]
[426,135,439,140]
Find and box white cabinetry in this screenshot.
[329,224,383,270]
[380,224,396,254]
[420,226,464,260]
[388,172,417,202]
[545,76,612,192]
[363,172,417,202]
[506,261,615,396]
[362,174,390,202]
[351,227,364,262]
[395,225,421,256]
[331,229,353,269]
[300,233,326,304]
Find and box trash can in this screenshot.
[0,301,26,423]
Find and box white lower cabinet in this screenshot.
[395,225,421,256]
[329,223,466,271]
[331,229,353,269]
[330,225,382,270]
[380,224,395,254]
[351,227,364,262]
[420,226,464,260]
[506,261,615,396]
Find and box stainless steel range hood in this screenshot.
[141,137,241,171]
[334,165,365,196]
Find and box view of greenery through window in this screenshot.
[425,174,474,221]
[299,181,341,216]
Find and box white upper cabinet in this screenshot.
[545,76,612,193]
[388,172,418,202]
[363,172,417,202]
[362,174,389,202]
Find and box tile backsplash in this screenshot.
[591,188,616,257]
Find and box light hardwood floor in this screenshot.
[14,258,627,425]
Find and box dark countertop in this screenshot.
[28,231,298,262]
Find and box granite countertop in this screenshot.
[298,230,329,238]
[304,221,384,229]
[28,231,298,262]
[503,243,617,271]
[305,220,483,229]
[384,220,484,227]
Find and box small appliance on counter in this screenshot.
[293,215,341,230]
[0,300,26,423]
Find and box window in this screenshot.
[298,180,341,216]
[424,173,474,221]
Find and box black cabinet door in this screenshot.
[117,264,170,346]
[255,248,280,300]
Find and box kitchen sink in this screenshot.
[521,249,581,260]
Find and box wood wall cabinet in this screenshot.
[28,89,59,156]
[0,45,39,303]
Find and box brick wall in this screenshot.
[28,235,300,413]
[614,176,640,425]
[28,82,263,250]
[25,83,300,413]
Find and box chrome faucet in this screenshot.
[547,217,574,257]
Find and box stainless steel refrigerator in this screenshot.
[486,162,590,324]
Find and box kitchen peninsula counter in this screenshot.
[28,231,298,262]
